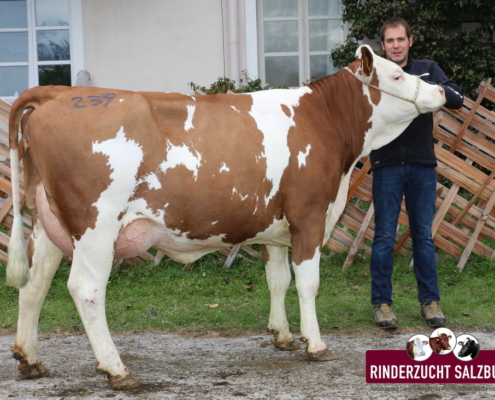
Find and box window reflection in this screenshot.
[0,0,27,29]
[35,0,69,26]
[309,20,342,52]
[0,32,28,62]
[266,56,299,87]
[0,66,28,96]
[37,30,70,61]
[263,0,298,17]
[38,64,71,86]
[264,21,299,53]
[308,0,342,16]
[310,55,337,80]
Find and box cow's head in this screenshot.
[458,338,474,357]
[346,45,446,152]
[412,337,427,357]
[351,45,445,114]
[436,333,452,350]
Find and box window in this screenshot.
[258,0,343,87]
[0,0,82,101]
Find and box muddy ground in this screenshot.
[1,330,494,399]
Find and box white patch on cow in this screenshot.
[138,172,161,190]
[323,168,355,244]
[232,187,249,201]
[231,106,240,113]
[248,87,312,206]
[219,162,230,173]
[74,126,144,253]
[297,144,311,168]
[119,99,124,103]
[212,221,218,225]
[121,198,165,226]
[248,217,290,246]
[160,143,202,180]
[292,246,327,353]
[184,105,195,132]
[253,196,259,214]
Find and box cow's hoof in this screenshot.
[306,348,336,362]
[108,374,141,390]
[271,336,301,351]
[17,360,50,379]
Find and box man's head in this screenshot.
[380,17,412,68]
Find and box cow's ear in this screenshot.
[458,342,464,346]
[360,45,374,77]
[448,335,452,339]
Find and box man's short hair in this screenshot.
[380,17,412,42]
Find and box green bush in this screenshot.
[189,70,263,94]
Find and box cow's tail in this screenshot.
[6,87,55,288]
[6,144,29,288]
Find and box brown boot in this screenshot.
[421,301,446,328]
[373,304,398,330]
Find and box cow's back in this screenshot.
[20,85,348,257]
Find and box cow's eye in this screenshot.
[394,74,401,81]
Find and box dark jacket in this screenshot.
[370,55,464,170]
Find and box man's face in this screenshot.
[381,25,412,68]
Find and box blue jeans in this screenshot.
[370,163,440,305]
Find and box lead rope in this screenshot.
[344,67,422,115]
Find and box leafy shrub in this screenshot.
[189,70,263,94]
[331,0,495,100]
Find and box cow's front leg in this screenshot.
[68,236,140,390]
[293,247,335,361]
[263,245,300,351]
[13,222,63,379]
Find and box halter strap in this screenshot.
[344,67,421,115]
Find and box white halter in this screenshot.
[344,67,422,115]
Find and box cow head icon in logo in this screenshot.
[429,328,455,355]
[455,334,480,361]
[406,334,432,361]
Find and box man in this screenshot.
[370,17,464,330]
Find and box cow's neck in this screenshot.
[306,70,373,172]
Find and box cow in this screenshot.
[406,337,428,359]
[458,338,479,359]
[430,333,452,354]
[6,45,446,389]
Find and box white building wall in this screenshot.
[81,0,228,93]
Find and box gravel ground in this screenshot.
[1,330,495,399]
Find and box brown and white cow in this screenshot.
[430,333,452,354]
[406,336,428,359]
[6,45,446,389]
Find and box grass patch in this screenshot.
[1,251,495,335]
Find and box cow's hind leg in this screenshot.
[13,222,63,379]
[68,234,140,390]
[263,245,300,351]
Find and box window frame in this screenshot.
[0,0,83,103]
[257,0,344,88]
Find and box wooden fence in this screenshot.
[1,79,494,271]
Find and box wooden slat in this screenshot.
[223,245,241,269]
[343,202,374,271]
[457,188,495,271]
